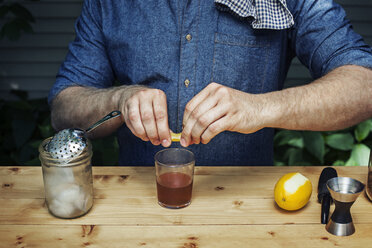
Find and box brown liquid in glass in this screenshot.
[156,172,193,208]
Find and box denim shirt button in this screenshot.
[185,34,192,41]
[184,79,190,87]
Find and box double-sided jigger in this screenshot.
[326,177,365,236]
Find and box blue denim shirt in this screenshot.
[49,0,372,166]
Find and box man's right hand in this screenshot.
[117,86,171,147]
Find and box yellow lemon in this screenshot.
[274,172,312,211]
[170,131,181,142]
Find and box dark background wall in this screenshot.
[0,0,371,100]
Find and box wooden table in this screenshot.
[0,166,371,247]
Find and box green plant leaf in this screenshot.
[274,130,304,148]
[91,135,119,165]
[284,147,302,165]
[273,146,287,165]
[18,143,38,164]
[38,124,54,138]
[1,18,33,40]
[1,20,20,40]
[24,157,40,166]
[7,100,32,111]
[0,5,9,18]
[345,144,370,166]
[12,111,36,148]
[29,139,42,149]
[332,160,345,166]
[9,3,35,22]
[325,133,354,151]
[302,131,325,164]
[354,119,372,142]
[0,17,33,40]
[274,161,286,166]
[11,89,29,101]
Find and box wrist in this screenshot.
[254,92,284,129]
[111,85,147,110]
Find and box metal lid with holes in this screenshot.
[45,111,121,161]
[46,129,87,161]
[40,136,92,166]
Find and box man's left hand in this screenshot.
[180,82,264,146]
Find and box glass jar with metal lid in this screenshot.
[39,137,93,218]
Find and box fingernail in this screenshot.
[162,139,170,147]
[180,138,187,147]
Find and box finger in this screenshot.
[125,98,149,141]
[189,103,228,144]
[123,114,136,137]
[183,83,219,127]
[200,116,230,144]
[153,91,171,147]
[140,99,160,145]
[124,115,150,141]
[183,95,220,145]
[181,111,198,147]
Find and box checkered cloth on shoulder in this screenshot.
[215,0,294,30]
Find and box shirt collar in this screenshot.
[214,0,294,30]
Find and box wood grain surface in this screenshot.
[0,166,370,247]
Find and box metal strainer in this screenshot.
[46,110,121,160]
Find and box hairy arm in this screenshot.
[51,85,172,147]
[51,86,137,138]
[181,65,372,146]
[262,65,372,131]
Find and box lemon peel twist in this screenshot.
[170,131,181,142]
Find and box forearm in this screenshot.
[261,65,372,131]
[51,85,143,138]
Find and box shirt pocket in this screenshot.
[211,12,273,94]
[212,32,271,94]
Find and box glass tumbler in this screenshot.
[155,148,195,209]
[39,137,94,218]
[367,149,372,201]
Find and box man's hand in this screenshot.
[180,66,372,147]
[181,82,263,147]
[52,65,371,148]
[118,87,171,147]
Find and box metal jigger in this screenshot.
[326,177,365,236]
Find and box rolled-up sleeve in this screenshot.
[289,0,372,79]
[48,0,114,105]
